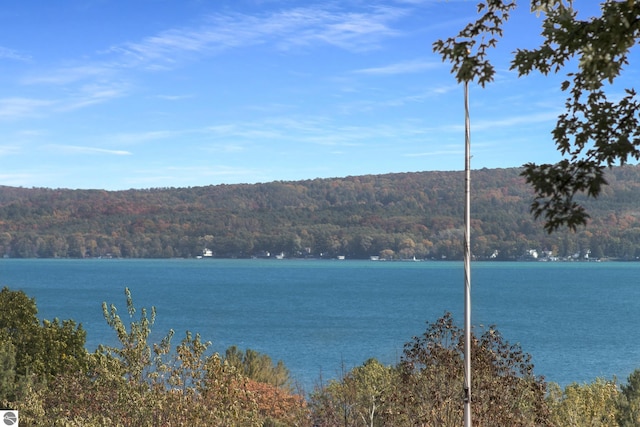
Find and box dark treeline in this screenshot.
[2,166,640,261]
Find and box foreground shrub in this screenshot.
[10,288,309,426]
[309,358,396,427]
[10,287,640,426]
[310,313,552,426]
[617,369,640,427]
[0,287,87,403]
[547,378,619,427]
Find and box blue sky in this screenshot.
[1,0,634,190]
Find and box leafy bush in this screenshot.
[547,378,619,427]
[617,369,640,426]
[310,313,551,426]
[7,287,308,426]
[0,287,87,402]
[7,286,640,426]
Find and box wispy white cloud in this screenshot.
[432,84,458,95]
[206,117,342,145]
[49,145,132,155]
[123,164,266,188]
[471,111,560,132]
[205,143,246,153]
[276,6,404,51]
[156,94,195,101]
[166,165,262,177]
[203,115,432,149]
[109,130,179,144]
[337,86,453,114]
[23,64,114,85]
[4,3,409,131]
[0,145,20,156]
[109,5,406,69]
[58,83,128,111]
[0,46,31,62]
[205,119,310,141]
[0,85,125,120]
[16,4,410,122]
[0,172,39,186]
[404,148,463,157]
[207,124,285,140]
[421,108,561,136]
[0,97,55,120]
[14,129,47,138]
[354,59,440,75]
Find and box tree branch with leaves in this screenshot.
[434,0,640,232]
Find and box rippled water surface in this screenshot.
[2,259,639,390]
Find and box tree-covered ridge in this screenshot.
[2,166,640,260]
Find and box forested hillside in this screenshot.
[2,166,640,260]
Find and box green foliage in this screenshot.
[225,345,291,390]
[99,287,165,383]
[9,287,640,425]
[396,313,551,426]
[518,1,640,231]
[547,379,619,427]
[40,318,88,379]
[13,287,303,426]
[617,369,640,426]
[166,330,210,394]
[349,359,394,427]
[310,358,395,427]
[432,0,517,86]
[310,313,551,426]
[0,287,87,402]
[0,335,17,401]
[0,286,42,377]
[435,1,640,232]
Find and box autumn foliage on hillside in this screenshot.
[2,166,640,260]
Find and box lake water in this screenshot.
[1,259,639,392]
